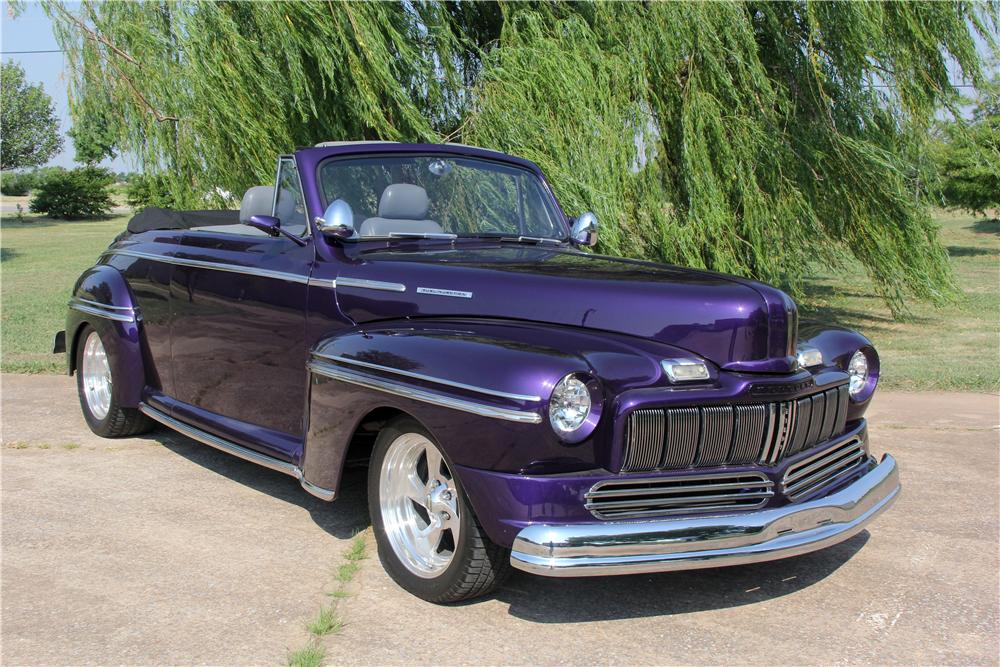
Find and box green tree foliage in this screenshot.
[43,1,996,313]
[934,76,999,216]
[68,101,118,166]
[0,61,64,170]
[0,171,37,196]
[125,172,176,210]
[29,166,114,219]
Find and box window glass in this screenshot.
[275,158,307,235]
[318,155,564,239]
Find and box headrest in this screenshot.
[239,186,274,223]
[239,185,297,224]
[378,184,429,220]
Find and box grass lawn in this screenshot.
[2,212,129,373]
[799,210,999,392]
[1,208,997,391]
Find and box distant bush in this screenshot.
[29,166,114,219]
[0,171,37,196]
[125,172,177,210]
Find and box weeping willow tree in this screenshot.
[41,0,996,313]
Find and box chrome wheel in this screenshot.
[379,432,460,578]
[81,331,112,421]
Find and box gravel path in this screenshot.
[2,374,997,665]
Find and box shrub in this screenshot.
[29,166,114,219]
[0,171,37,196]
[125,172,176,210]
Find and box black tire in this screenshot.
[368,416,511,603]
[75,325,153,438]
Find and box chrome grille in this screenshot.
[585,472,774,520]
[782,436,868,501]
[621,385,850,473]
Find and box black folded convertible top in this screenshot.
[126,207,240,234]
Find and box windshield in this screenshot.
[318,154,566,240]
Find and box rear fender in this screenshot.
[67,265,147,408]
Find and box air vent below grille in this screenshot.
[782,437,869,501]
[585,472,774,520]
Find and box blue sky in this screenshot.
[1,0,131,171]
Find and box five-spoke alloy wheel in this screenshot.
[369,416,510,602]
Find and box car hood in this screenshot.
[332,244,798,372]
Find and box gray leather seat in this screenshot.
[359,184,443,237]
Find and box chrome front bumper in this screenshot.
[510,454,900,577]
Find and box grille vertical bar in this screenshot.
[618,385,852,473]
[697,406,733,465]
[662,408,699,468]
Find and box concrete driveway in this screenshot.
[2,374,998,665]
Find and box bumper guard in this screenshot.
[510,454,900,577]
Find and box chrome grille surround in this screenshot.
[782,436,869,501]
[620,384,850,473]
[585,471,774,520]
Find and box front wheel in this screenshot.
[368,416,510,603]
[75,325,152,438]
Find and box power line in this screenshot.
[1,49,65,54]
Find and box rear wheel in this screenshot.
[368,416,510,603]
[75,325,152,438]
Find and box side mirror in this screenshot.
[246,214,282,237]
[571,212,598,247]
[315,199,356,239]
[246,214,307,246]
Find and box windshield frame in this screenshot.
[314,151,571,242]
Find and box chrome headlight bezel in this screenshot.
[548,373,602,443]
[847,347,878,401]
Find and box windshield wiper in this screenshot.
[493,235,565,245]
[387,232,458,240]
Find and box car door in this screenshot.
[168,157,313,453]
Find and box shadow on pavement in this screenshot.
[494,532,868,622]
[144,427,370,540]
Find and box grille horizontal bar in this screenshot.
[621,385,850,473]
[585,472,774,520]
[782,437,869,500]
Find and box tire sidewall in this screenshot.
[367,416,478,602]
[75,325,116,437]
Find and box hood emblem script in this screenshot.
[416,287,473,299]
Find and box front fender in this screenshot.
[299,318,701,494]
[800,324,880,420]
[66,264,147,408]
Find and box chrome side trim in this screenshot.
[138,403,337,501]
[69,297,138,323]
[105,249,311,285]
[511,454,900,577]
[307,359,542,424]
[314,353,542,402]
[306,277,337,289]
[336,277,406,292]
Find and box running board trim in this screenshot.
[139,403,336,501]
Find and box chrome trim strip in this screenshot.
[336,277,406,293]
[314,354,542,402]
[511,454,899,577]
[74,297,135,311]
[105,249,311,285]
[307,360,542,424]
[138,403,337,501]
[69,299,137,323]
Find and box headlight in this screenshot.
[848,349,869,396]
[549,374,592,435]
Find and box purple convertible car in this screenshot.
[58,142,899,602]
